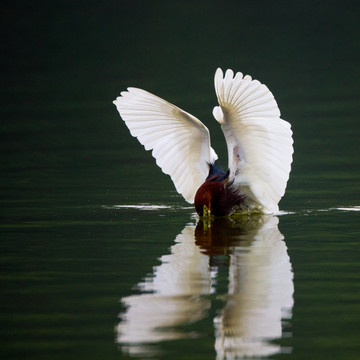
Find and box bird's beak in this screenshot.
[203,205,211,217]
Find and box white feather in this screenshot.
[214,68,294,213]
[114,69,293,213]
[113,88,218,203]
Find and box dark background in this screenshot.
[1,1,360,359]
[2,1,359,176]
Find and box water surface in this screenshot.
[1,1,360,359]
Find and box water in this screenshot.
[1,1,360,359]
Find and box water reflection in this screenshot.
[116,215,294,358]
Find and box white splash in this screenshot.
[109,204,172,210]
[276,210,296,216]
[336,206,360,212]
[317,206,360,213]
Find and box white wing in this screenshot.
[113,88,218,203]
[213,68,293,213]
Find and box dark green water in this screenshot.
[1,1,360,359]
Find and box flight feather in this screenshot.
[213,68,293,213]
[113,88,218,203]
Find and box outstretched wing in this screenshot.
[213,68,293,213]
[114,88,218,203]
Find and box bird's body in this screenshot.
[194,163,246,217]
[114,69,293,217]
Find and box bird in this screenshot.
[113,68,293,217]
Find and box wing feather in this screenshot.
[113,88,218,203]
[213,68,293,213]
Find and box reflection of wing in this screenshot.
[214,216,294,358]
[116,226,211,355]
[117,216,293,359]
[214,68,293,213]
[113,89,218,203]
[140,226,212,295]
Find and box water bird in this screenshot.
[113,68,293,216]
